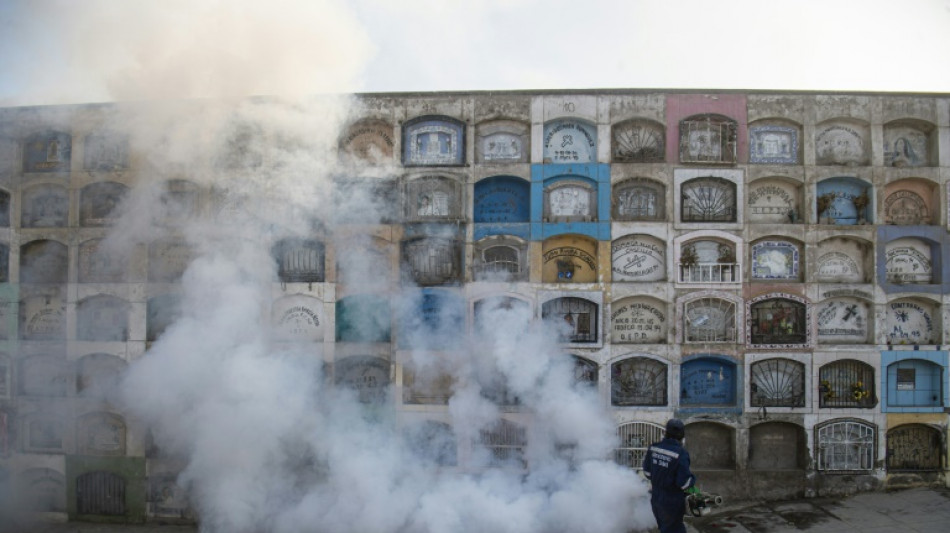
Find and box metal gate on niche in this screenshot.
[77,471,126,516]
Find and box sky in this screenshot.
[1,0,949,107]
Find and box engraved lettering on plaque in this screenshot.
[747,182,797,223]
[611,236,665,282]
[543,120,596,163]
[336,356,390,404]
[549,185,591,217]
[341,119,394,162]
[886,246,932,284]
[884,190,928,225]
[482,132,522,162]
[816,124,867,165]
[274,303,322,341]
[815,251,861,282]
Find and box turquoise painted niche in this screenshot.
[474,176,530,223]
[816,178,871,224]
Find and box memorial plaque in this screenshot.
[884,190,928,225]
[885,245,932,284]
[476,120,529,164]
[23,132,71,173]
[272,297,324,342]
[546,183,593,219]
[816,123,868,165]
[335,356,390,404]
[21,185,68,227]
[80,182,127,226]
[543,120,596,163]
[473,176,530,223]
[83,133,129,171]
[341,119,394,162]
[20,293,66,341]
[747,181,798,223]
[612,235,665,282]
[403,118,464,166]
[885,300,935,345]
[77,412,125,456]
[816,298,869,344]
[749,125,798,164]
[610,298,666,344]
[815,251,862,283]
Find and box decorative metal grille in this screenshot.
[402,238,461,286]
[572,355,598,386]
[750,299,807,345]
[542,297,598,343]
[611,357,667,406]
[77,471,126,516]
[613,180,665,220]
[482,245,519,274]
[679,116,738,164]
[886,424,943,471]
[819,360,876,408]
[681,177,736,222]
[615,422,664,470]
[685,298,736,343]
[816,421,875,472]
[750,359,805,407]
[274,239,325,283]
[479,419,526,467]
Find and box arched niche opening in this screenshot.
[612,118,665,163]
[883,119,935,168]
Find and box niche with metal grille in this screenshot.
[816,420,875,472]
[76,471,126,516]
[479,419,526,468]
[750,358,805,407]
[749,298,807,346]
[273,239,325,283]
[819,360,876,408]
[615,421,664,469]
[886,424,943,471]
[681,177,736,222]
[679,115,738,165]
[542,297,598,344]
[611,357,667,406]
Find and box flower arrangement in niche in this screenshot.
[817,193,836,220]
[681,245,698,267]
[851,381,870,401]
[819,379,836,400]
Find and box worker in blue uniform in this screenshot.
[642,419,698,533]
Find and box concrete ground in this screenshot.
[3,486,949,532]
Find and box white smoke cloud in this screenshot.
[0,1,655,531]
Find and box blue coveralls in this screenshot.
[642,437,696,533]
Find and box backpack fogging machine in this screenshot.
[686,489,723,517]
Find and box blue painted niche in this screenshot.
[882,351,948,412]
[474,176,530,223]
[336,294,391,342]
[402,116,465,166]
[398,288,464,349]
[680,356,738,408]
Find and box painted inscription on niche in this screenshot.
[548,184,592,218]
[611,300,666,343]
[21,292,66,341]
[815,251,862,282]
[884,190,928,225]
[24,132,71,173]
[886,300,935,345]
[611,236,665,282]
[816,298,868,343]
[816,124,867,166]
[542,245,597,283]
[747,182,798,223]
[749,125,798,164]
[680,359,736,405]
[473,177,529,223]
[543,120,596,163]
[886,245,932,284]
[336,356,390,404]
[341,119,394,162]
